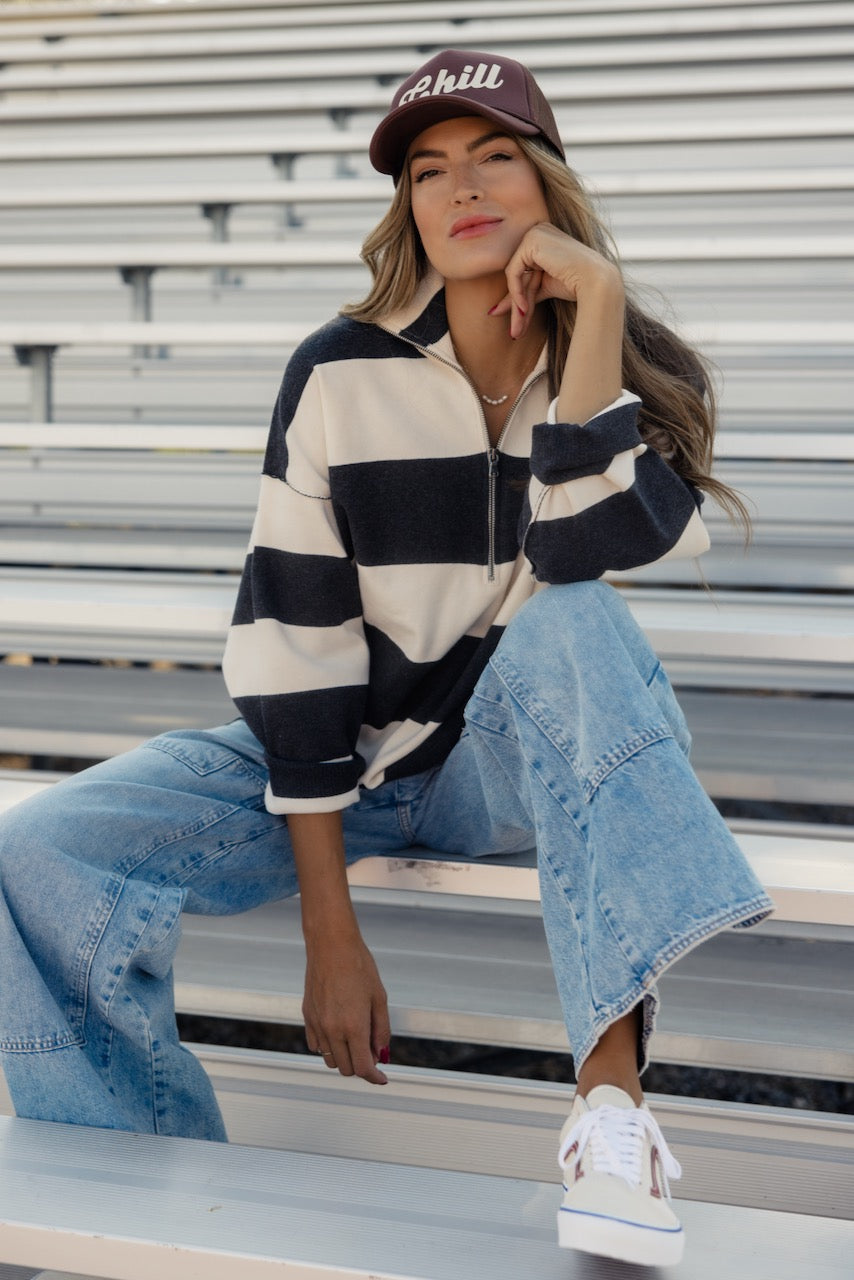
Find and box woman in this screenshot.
[0,50,772,1268]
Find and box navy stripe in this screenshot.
[265,755,365,801]
[495,454,532,564]
[525,451,697,582]
[530,402,643,484]
[330,455,528,567]
[364,622,503,730]
[232,548,361,628]
[382,624,505,781]
[399,286,447,348]
[233,684,366,787]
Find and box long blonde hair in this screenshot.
[342,134,748,529]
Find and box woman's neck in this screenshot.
[444,275,548,406]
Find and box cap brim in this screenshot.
[369,96,541,178]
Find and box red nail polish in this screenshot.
[379,1046,390,1065]
[487,305,498,316]
[517,304,527,316]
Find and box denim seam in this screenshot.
[488,652,672,801]
[116,802,249,879]
[396,792,417,845]
[0,1030,83,1053]
[157,823,272,888]
[536,827,596,1024]
[101,887,183,1120]
[70,875,127,1045]
[0,878,125,1052]
[570,892,774,1075]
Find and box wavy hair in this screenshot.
[342,135,749,530]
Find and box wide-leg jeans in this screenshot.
[0,581,773,1138]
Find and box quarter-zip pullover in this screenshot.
[222,277,709,814]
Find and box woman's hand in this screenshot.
[303,928,391,1085]
[489,223,624,340]
[287,809,391,1086]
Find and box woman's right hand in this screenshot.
[288,809,391,1085]
[303,927,391,1085]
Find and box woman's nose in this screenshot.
[450,165,483,203]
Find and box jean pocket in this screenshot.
[146,729,260,779]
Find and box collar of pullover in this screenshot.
[379,269,547,387]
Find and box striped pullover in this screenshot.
[222,276,709,814]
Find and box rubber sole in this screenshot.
[558,1207,685,1267]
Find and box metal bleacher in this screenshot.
[0,1,852,1276]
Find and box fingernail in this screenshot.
[379,1046,390,1065]
[487,305,498,316]
[517,303,527,316]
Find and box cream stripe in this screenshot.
[265,782,360,815]
[222,616,367,698]
[322,359,479,463]
[358,718,441,790]
[249,473,346,558]
[320,359,549,465]
[529,445,646,521]
[281,372,332,499]
[358,560,514,665]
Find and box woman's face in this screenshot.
[407,115,550,282]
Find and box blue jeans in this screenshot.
[0,582,772,1138]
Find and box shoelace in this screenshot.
[558,1104,683,1196]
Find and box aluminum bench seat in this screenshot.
[132,1045,854,1217]
[1,0,848,28]
[2,40,852,114]
[1,113,850,168]
[0,770,851,1072]
[2,0,846,40]
[3,427,852,586]
[3,49,853,108]
[1,664,852,807]
[1,235,849,272]
[0,1109,851,1280]
[3,2,850,63]
[1,168,852,213]
[1,568,851,689]
[1,317,850,418]
[2,1046,851,1220]
[172,884,854,1074]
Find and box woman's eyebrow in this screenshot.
[408,130,514,167]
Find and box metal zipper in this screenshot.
[377,322,546,582]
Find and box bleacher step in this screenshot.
[174,894,854,1079]
[3,1047,851,1218]
[0,1107,851,1280]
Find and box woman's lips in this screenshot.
[450,217,502,239]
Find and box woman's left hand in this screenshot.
[489,223,624,339]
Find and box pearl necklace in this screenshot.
[481,391,509,406]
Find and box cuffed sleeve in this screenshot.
[522,391,710,583]
[222,350,369,813]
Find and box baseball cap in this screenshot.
[369,49,565,180]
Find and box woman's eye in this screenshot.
[484,151,513,163]
[413,167,440,183]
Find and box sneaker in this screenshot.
[557,1084,684,1266]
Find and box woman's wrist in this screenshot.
[572,263,625,312]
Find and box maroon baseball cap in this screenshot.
[369,49,565,180]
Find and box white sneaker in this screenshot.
[557,1084,684,1266]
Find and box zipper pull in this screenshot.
[488,447,500,477]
